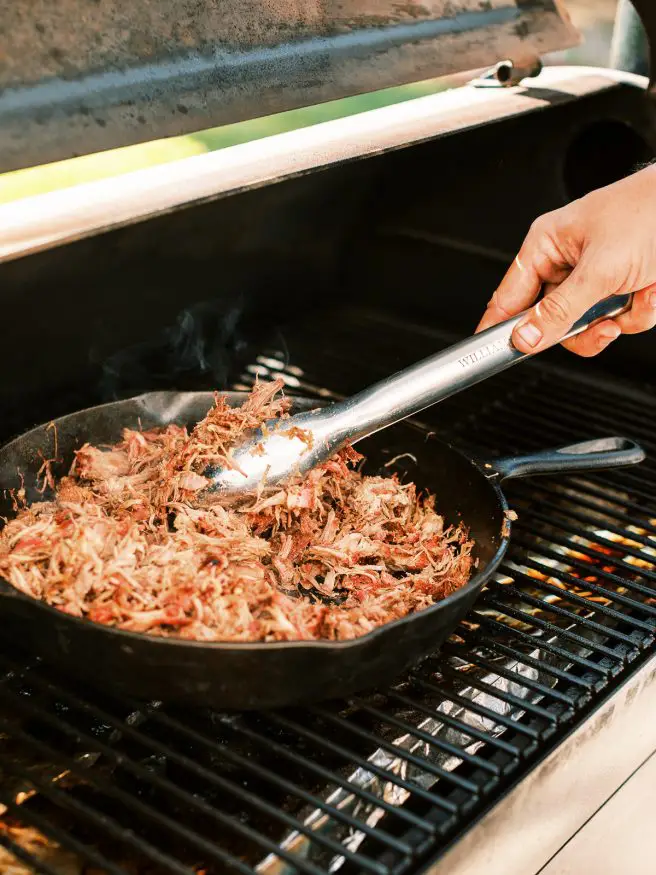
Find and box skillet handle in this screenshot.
[487,437,645,481]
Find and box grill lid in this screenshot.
[0,0,579,174]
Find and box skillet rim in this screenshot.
[0,391,511,652]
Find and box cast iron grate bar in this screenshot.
[144,712,419,857]
[567,475,656,517]
[584,471,656,505]
[302,710,484,796]
[508,533,655,597]
[485,578,643,651]
[475,598,621,670]
[0,833,62,875]
[468,612,612,682]
[0,661,380,875]
[509,524,655,591]
[271,708,472,808]
[504,554,656,627]
[449,631,595,692]
[0,789,132,875]
[553,478,656,524]
[509,489,655,550]
[1,307,655,875]
[382,690,525,757]
[511,512,656,578]
[228,711,462,816]
[347,699,502,777]
[206,713,441,834]
[403,674,543,741]
[0,703,257,875]
[512,481,656,539]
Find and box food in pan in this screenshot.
[0,382,474,642]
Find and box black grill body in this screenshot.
[0,69,655,875]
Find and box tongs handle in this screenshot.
[334,294,633,445]
[461,292,633,371]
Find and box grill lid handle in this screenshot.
[0,0,580,174]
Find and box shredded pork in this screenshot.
[0,382,474,641]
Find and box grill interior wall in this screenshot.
[0,82,655,439]
[345,83,656,381]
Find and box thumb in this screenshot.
[511,268,605,354]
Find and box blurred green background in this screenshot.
[0,0,618,206]
[0,77,455,205]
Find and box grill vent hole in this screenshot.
[563,119,653,200]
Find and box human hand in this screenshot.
[476,163,656,356]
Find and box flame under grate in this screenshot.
[0,308,654,875]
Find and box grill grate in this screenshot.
[1,308,654,875]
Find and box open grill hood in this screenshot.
[0,0,580,173]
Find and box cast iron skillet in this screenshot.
[0,392,645,709]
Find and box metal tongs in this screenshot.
[200,295,633,501]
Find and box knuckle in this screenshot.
[538,291,571,326]
[527,209,574,276]
[529,215,549,237]
[530,209,562,236]
[562,333,596,358]
[490,291,512,318]
[624,313,656,335]
[533,247,559,278]
[618,292,656,334]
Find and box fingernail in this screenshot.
[515,321,543,349]
[648,291,656,309]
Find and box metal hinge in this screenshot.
[470,58,543,88]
